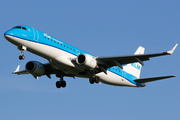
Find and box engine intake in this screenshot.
[26,61,45,76]
[77,54,86,65]
[76,54,97,69]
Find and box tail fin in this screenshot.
[123,46,145,79]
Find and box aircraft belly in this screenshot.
[96,71,136,87]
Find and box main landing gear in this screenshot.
[89,76,100,84]
[56,74,67,88]
[56,80,66,88]
[18,46,26,60]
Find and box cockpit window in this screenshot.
[22,27,27,31]
[13,26,27,31]
[13,26,21,29]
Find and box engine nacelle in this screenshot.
[76,54,97,69]
[25,61,45,76]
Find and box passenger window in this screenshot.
[54,41,56,43]
[47,36,51,40]
[70,48,72,50]
[67,46,69,49]
[64,45,66,47]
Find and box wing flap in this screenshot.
[134,75,176,83]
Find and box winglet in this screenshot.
[12,65,20,74]
[167,44,178,55]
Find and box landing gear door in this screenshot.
[33,29,39,42]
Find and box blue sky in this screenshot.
[0,0,180,120]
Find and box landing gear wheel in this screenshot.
[56,80,66,88]
[56,81,61,88]
[89,77,94,84]
[94,76,100,83]
[89,76,100,84]
[61,81,66,88]
[19,55,25,60]
[18,46,26,60]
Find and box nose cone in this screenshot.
[4,29,17,45]
[4,30,13,39]
[4,30,11,35]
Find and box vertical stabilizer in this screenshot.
[123,46,145,79]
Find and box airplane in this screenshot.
[4,25,178,88]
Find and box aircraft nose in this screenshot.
[4,30,14,40]
[4,30,12,36]
[4,29,16,43]
[4,32,9,39]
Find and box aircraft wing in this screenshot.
[12,63,56,79]
[12,63,55,75]
[12,65,29,75]
[96,44,178,69]
[134,75,176,83]
[12,63,75,79]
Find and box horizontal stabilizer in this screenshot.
[134,75,176,83]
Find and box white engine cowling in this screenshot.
[25,61,45,76]
[76,54,97,69]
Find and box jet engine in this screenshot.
[76,54,97,69]
[25,61,45,76]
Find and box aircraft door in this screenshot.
[33,28,39,41]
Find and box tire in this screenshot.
[56,81,61,88]
[22,55,25,59]
[19,55,22,60]
[61,81,66,88]
[94,76,100,83]
[19,55,25,60]
[89,77,94,84]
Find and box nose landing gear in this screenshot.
[18,46,26,60]
[19,55,25,60]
